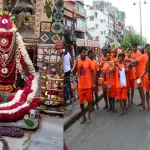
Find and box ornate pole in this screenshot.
[40,67,47,103]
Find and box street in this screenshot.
[65,90,150,150]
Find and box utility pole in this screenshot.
[133,0,147,48]
[139,1,143,48]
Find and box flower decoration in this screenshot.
[0,8,16,30]
[8,94,15,101]
[50,68,56,74]
[0,14,13,29]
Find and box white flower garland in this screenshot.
[16,32,36,80]
[0,75,38,114]
[0,28,38,116]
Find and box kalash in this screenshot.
[0,9,40,123]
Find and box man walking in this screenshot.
[71,47,96,124]
[88,50,99,110]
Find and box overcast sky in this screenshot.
[85,0,150,43]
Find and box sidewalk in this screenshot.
[4,116,63,150]
[64,87,103,130]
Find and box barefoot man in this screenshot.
[88,50,99,110]
[100,46,109,109]
[131,43,144,107]
[102,52,116,113]
[71,47,96,124]
[110,53,128,115]
[129,44,150,111]
[125,49,136,105]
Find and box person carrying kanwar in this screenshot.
[102,51,116,113]
[110,53,128,115]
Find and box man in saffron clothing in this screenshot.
[125,49,136,105]
[71,47,96,124]
[141,49,150,111]
[110,53,128,115]
[99,46,109,109]
[111,48,118,61]
[102,52,116,113]
[131,43,144,107]
[129,44,150,111]
[88,50,99,110]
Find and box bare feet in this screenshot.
[140,107,145,112]
[124,109,127,114]
[80,117,86,124]
[145,108,150,112]
[87,119,91,124]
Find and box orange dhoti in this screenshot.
[78,88,93,104]
[107,85,116,98]
[128,79,135,89]
[144,77,150,92]
[116,88,127,100]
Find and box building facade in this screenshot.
[64,0,100,57]
[86,1,126,48]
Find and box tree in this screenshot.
[122,33,146,49]
[121,41,131,50]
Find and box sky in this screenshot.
[84,0,150,43]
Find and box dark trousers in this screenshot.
[64,70,73,101]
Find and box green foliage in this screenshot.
[122,33,146,49]
[121,41,131,50]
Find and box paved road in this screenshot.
[65,90,150,150]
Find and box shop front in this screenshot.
[76,38,101,57]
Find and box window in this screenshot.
[96,36,99,40]
[90,28,95,32]
[96,24,98,29]
[109,23,114,29]
[95,13,97,18]
[65,19,67,25]
[90,16,94,21]
[101,31,103,35]
[100,20,105,23]
[75,4,85,14]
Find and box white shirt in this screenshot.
[64,52,71,73]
